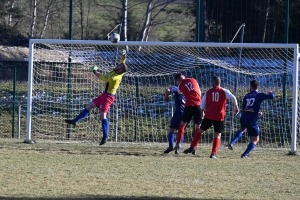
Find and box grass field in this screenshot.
[0,138,299,200]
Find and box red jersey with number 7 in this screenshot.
[178,78,201,106]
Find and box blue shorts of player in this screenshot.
[170,112,183,129]
[240,119,259,137]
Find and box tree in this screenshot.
[139,0,153,42]
[95,0,129,41]
[262,0,270,43]
[30,0,37,38]
[138,0,177,43]
[39,0,55,38]
[121,0,128,41]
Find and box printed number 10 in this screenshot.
[212,92,219,102]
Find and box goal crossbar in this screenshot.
[29,39,297,48]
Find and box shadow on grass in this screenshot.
[0,196,238,200]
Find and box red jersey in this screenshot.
[201,86,237,121]
[178,78,201,106]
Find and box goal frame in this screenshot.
[26,39,299,153]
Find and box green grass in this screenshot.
[0,138,300,200]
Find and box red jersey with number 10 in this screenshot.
[201,86,237,121]
[178,78,201,106]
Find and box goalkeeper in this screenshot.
[65,50,128,145]
[227,80,275,158]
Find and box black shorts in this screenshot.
[200,118,224,133]
[181,106,202,125]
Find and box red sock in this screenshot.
[212,137,221,155]
[191,128,202,148]
[176,125,185,145]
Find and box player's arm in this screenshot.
[164,88,171,102]
[164,86,179,102]
[224,89,239,115]
[119,49,127,64]
[262,91,275,100]
[197,83,201,98]
[91,66,108,81]
[200,92,207,118]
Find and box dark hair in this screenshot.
[174,73,183,81]
[250,80,259,89]
[212,76,221,86]
[122,63,129,72]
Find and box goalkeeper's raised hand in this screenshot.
[91,66,98,74]
[120,49,127,64]
[121,49,126,55]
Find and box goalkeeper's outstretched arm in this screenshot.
[120,49,127,64]
[90,49,127,80]
[91,66,106,80]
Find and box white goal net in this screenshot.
[26,40,299,153]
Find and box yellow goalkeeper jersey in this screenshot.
[98,55,126,95]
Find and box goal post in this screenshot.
[26,39,299,153]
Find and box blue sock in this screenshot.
[168,132,175,148]
[231,130,243,145]
[101,119,109,138]
[242,142,256,157]
[74,108,89,123]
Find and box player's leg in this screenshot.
[210,120,225,159]
[98,93,115,145]
[164,112,183,153]
[190,105,202,149]
[99,111,109,145]
[175,107,193,152]
[174,121,187,154]
[174,106,194,154]
[164,128,176,153]
[241,125,259,158]
[228,124,246,150]
[184,117,211,155]
[64,101,96,126]
[183,125,202,155]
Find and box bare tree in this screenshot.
[77,0,85,40]
[30,0,37,38]
[262,0,270,43]
[85,0,92,39]
[95,0,127,41]
[39,0,55,38]
[139,0,176,42]
[121,0,128,41]
[8,0,15,26]
[139,0,153,43]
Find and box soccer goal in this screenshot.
[25,39,299,153]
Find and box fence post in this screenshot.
[12,66,17,138]
[134,77,139,141]
[66,0,74,139]
[282,0,290,145]
[18,102,21,139]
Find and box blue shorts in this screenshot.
[240,122,260,137]
[170,112,183,130]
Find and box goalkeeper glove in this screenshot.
[121,49,126,55]
[91,66,98,74]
